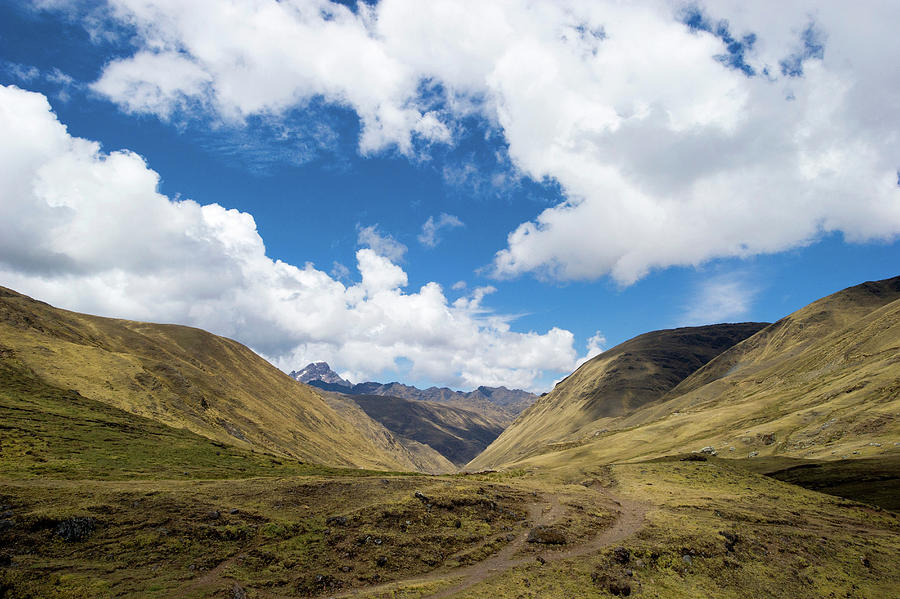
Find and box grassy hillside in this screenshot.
[347,394,506,466]
[2,456,897,598]
[0,351,370,481]
[470,323,766,469]
[469,277,900,472]
[0,287,420,471]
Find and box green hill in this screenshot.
[469,323,766,469]
[0,286,421,471]
[468,276,900,472]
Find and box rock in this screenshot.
[506,533,516,541]
[326,516,348,526]
[635,559,645,568]
[681,454,707,462]
[340,565,351,572]
[376,556,387,567]
[719,530,739,552]
[373,538,382,545]
[869,442,882,447]
[231,582,247,599]
[229,508,240,515]
[682,554,693,565]
[55,517,96,542]
[760,432,776,445]
[414,491,430,503]
[591,572,631,596]
[207,510,221,520]
[748,451,759,458]
[613,546,631,564]
[699,446,717,456]
[728,446,735,452]
[527,525,566,545]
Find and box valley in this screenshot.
[1,277,899,597]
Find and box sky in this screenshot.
[0,0,898,392]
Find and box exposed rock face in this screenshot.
[290,362,351,387]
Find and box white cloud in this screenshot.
[2,61,41,82]
[679,274,759,326]
[81,0,900,284]
[0,84,582,391]
[92,51,212,119]
[574,330,607,369]
[418,213,464,248]
[357,224,407,262]
[330,261,351,281]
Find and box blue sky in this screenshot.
[1,1,898,391]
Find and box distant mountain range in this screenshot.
[290,362,537,465]
[290,362,538,421]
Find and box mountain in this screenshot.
[0,286,426,471]
[289,363,511,465]
[468,276,900,471]
[470,322,767,468]
[292,364,537,424]
[316,390,457,474]
[345,394,506,465]
[290,361,351,387]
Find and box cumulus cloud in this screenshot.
[679,274,759,326]
[418,213,464,248]
[0,84,579,390]
[80,0,900,284]
[357,224,407,262]
[574,330,607,369]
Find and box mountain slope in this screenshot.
[346,394,506,465]
[469,276,900,471]
[319,391,457,473]
[0,350,360,479]
[0,286,418,471]
[470,323,766,468]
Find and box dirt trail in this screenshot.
[328,485,649,599]
[170,485,648,599]
[170,553,244,599]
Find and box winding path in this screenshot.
[170,484,649,599]
[330,485,649,599]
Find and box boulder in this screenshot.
[527,525,566,545]
[55,517,96,542]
